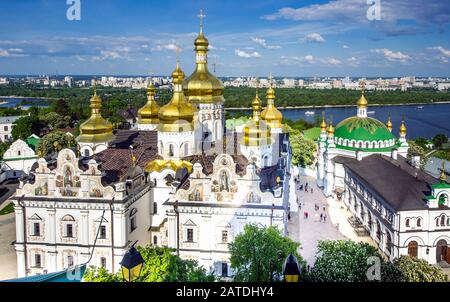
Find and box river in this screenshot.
[0,97,49,109]
[234,103,450,139]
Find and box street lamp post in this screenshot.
[283,253,301,282]
[119,243,144,282]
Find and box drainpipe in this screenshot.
[18,195,28,276]
[109,198,115,272]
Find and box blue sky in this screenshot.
[0,0,449,77]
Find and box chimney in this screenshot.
[356,150,363,161]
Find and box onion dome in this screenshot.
[183,13,224,105]
[333,91,396,150]
[399,115,407,136]
[158,62,195,132]
[386,112,393,132]
[242,89,271,146]
[357,93,368,108]
[327,120,335,136]
[261,80,283,129]
[320,113,327,132]
[77,87,115,143]
[138,82,160,124]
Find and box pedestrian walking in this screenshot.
[324,214,327,222]
[311,188,314,194]
[320,213,323,221]
[304,211,307,219]
[306,212,309,219]
[323,206,326,212]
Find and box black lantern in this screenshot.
[120,246,144,282]
[283,253,301,282]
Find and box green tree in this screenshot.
[307,240,382,282]
[53,98,70,117]
[383,256,448,282]
[41,112,71,129]
[414,137,429,151]
[289,127,316,167]
[230,224,303,282]
[83,246,215,282]
[36,131,77,156]
[433,134,449,149]
[407,141,427,168]
[11,116,43,140]
[0,142,10,159]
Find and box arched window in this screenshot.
[84,149,90,157]
[153,203,157,214]
[169,144,174,157]
[386,233,392,254]
[408,241,418,258]
[153,236,158,245]
[417,218,421,227]
[441,215,446,227]
[376,221,381,241]
[405,218,410,227]
[159,141,164,154]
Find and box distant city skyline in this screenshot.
[0,0,449,77]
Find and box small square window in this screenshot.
[99,225,107,239]
[100,257,107,268]
[187,228,194,242]
[221,230,228,243]
[35,254,42,268]
[33,223,40,236]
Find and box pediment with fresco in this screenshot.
[20,149,115,199]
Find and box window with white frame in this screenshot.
[130,208,138,233]
[99,225,107,239]
[34,253,42,268]
[186,228,194,243]
[100,257,107,268]
[221,230,228,244]
[67,255,74,268]
[33,222,40,236]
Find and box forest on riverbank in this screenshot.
[1,86,449,112]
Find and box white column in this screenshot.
[113,209,127,248]
[81,210,89,246]
[15,246,26,278]
[167,216,177,248]
[47,209,56,244]
[14,204,24,243]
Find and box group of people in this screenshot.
[294,176,327,222]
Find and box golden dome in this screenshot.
[242,89,271,147]
[183,17,224,105]
[138,82,160,124]
[77,88,115,143]
[261,81,283,129]
[386,113,393,132]
[357,93,368,108]
[327,120,335,136]
[399,115,407,136]
[320,113,327,132]
[158,63,195,132]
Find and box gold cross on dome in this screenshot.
[359,80,366,94]
[175,46,181,62]
[198,9,206,32]
[269,73,274,87]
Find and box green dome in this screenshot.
[334,117,396,150]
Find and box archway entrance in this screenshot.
[436,239,450,264]
[407,241,418,258]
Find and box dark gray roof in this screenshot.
[334,154,439,211]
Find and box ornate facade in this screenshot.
[11,14,291,278]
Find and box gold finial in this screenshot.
[175,45,181,64]
[359,80,366,95]
[386,112,393,132]
[440,162,447,183]
[327,116,335,135]
[400,114,407,136]
[269,73,274,88]
[320,112,327,132]
[198,9,206,33]
[53,141,60,152]
[93,78,97,96]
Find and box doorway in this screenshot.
[436,239,449,264]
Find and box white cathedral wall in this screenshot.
[174,207,286,276]
[158,130,195,159]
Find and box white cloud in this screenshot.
[301,33,326,43]
[151,43,180,52]
[304,55,315,63]
[372,48,411,62]
[235,49,261,58]
[342,45,350,49]
[428,46,450,57]
[325,58,342,65]
[250,37,281,49]
[0,49,10,57]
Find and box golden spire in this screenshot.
[320,112,327,132]
[158,62,194,132]
[399,114,407,136]
[251,79,262,123]
[77,83,115,144]
[327,116,335,136]
[440,162,447,183]
[386,112,393,132]
[357,80,368,108]
[261,73,283,129]
[138,81,160,124]
[184,9,224,105]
